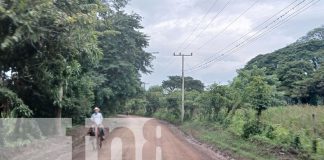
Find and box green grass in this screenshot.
[181,121,286,160]
[180,105,324,160]
[262,106,324,139]
[262,106,324,159]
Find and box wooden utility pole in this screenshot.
[142,82,150,90]
[173,52,193,123]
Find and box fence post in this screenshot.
[312,113,317,153]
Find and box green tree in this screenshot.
[244,27,324,105]
[162,76,204,92]
[94,1,153,113]
[277,61,314,103]
[0,0,103,120]
[311,65,324,97]
[0,87,32,118]
[234,66,283,120]
[246,75,273,120]
[297,25,324,43]
[300,63,324,105]
[145,86,163,116]
[184,90,202,120]
[0,0,153,120]
[194,83,237,121]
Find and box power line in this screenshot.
[241,0,320,50]
[217,0,320,62]
[209,0,309,59]
[216,0,318,61]
[189,0,318,73]
[164,1,219,64]
[187,0,301,71]
[186,0,310,73]
[179,0,232,53]
[186,0,313,73]
[194,0,260,53]
[174,0,219,53]
[164,0,218,75]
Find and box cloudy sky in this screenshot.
[125,0,324,88]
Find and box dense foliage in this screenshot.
[0,0,153,123]
[124,26,324,159]
[1,0,323,158]
[245,26,324,105]
[162,76,204,92]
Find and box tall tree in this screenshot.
[162,76,204,92]
[232,66,283,119]
[277,60,314,103]
[94,0,153,113]
[0,0,103,120]
[145,86,163,116]
[197,84,234,120]
[244,26,324,105]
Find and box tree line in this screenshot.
[125,26,324,122]
[0,0,153,123]
[245,26,324,105]
[126,66,283,123]
[124,27,324,156]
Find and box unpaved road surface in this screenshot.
[0,116,230,160]
[76,116,229,160]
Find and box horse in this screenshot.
[87,125,105,150]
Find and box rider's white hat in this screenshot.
[94,107,100,111]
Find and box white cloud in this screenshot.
[125,0,324,87]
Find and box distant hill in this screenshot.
[245,26,324,74]
[296,25,324,43]
[244,26,324,104]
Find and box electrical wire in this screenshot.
[174,0,219,53]
[193,0,260,53]
[186,0,301,71]
[179,0,232,53]
[186,0,314,73]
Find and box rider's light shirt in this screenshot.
[91,112,103,125]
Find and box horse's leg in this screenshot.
[96,127,99,150]
[91,137,96,150]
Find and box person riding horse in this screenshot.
[90,107,105,140]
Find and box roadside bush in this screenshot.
[317,140,324,159]
[153,108,180,124]
[0,87,33,118]
[228,109,250,136]
[242,120,275,139]
[180,104,324,158]
[291,135,302,149]
[272,125,291,144]
[242,120,263,138]
[124,98,148,115]
[263,125,275,139]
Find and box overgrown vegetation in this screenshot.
[179,106,324,160]
[125,26,324,159]
[1,0,324,158]
[0,0,152,121]
[0,0,152,147]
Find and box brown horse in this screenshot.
[87,125,104,150]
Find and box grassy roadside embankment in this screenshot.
[178,106,324,160]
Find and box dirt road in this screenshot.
[0,116,229,160]
[77,116,228,160]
